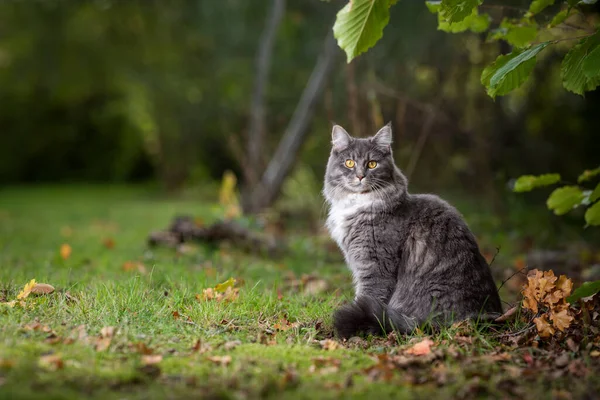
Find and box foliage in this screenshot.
[569,280,600,302]
[332,0,600,97]
[513,169,600,226]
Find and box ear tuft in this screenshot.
[331,125,352,151]
[372,122,393,150]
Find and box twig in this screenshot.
[497,266,529,292]
[489,246,500,268]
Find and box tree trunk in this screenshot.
[242,32,338,213]
[245,0,286,185]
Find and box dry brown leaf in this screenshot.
[309,356,341,375]
[495,306,518,323]
[207,355,232,366]
[95,337,111,352]
[38,354,64,370]
[319,339,340,351]
[122,261,147,274]
[223,340,241,350]
[103,238,115,249]
[100,326,115,338]
[172,311,181,319]
[550,308,573,332]
[405,338,434,356]
[273,317,298,331]
[31,283,55,295]
[555,275,573,299]
[534,315,555,338]
[141,355,163,365]
[60,244,72,260]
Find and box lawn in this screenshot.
[0,185,598,399]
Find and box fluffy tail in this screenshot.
[333,297,418,339]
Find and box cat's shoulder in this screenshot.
[410,193,462,216]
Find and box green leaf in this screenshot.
[548,9,568,28]
[582,44,600,78]
[529,0,555,15]
[333,0,391,63]
[482,43,549,98]
[546,186,585,215]
[567,280,600,303]
[561,33,600,95]
[578,166,600,183]
[440,0,481,24]
[513,174,561,192]
[567,0,580,6]
[589,183,600,203]
[504,25,538,48]
[585,200,600,225]
[438,9,489,33]
[426,1,441,13]
[490,43,549,87]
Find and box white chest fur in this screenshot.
[326,193,375,249]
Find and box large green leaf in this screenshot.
[333,0,391,63]
[481,43,549,98]
[567,280,600,303]
[585,200,600,225]
[589,183,600,203]
[529,0,555,14]
[561,33,600,95]
[546,186,585,215]
[582,44,600,79]
[504,25,538,48]
[548,9,568,28]
[578,166,600,183]
[438,9,489,33]
[513,173,561,192]
[440,0,481,24]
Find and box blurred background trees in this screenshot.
[0,0,598,242]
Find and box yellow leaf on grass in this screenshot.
[17,279,37,300]
[60,244,72,260]
[214,278,236,293]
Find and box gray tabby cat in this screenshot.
[324,123,502,338]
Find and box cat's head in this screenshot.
[324,123,405,202]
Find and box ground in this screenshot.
[0,186,598,399]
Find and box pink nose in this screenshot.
[357,175,364,181]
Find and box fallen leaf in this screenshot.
[550,308,573,332]
[534,315,555,338]
[122,261,147,274]
[223,340,241,350]
[141,355,163,365]
[172,311,181,319]
[95,338,111,352]
[309,356,341,375]
[555,275,573,299]
[207,355,232,366]
[405,338,434,356]
[555,353,570,368]
[17,279,37,300]
[495,306,518,323]
[319,339,340,351]
[214,278,236,293]
[103,238,115,249]
[38,354,64,370]
[60,244,72,260]
[273,317,298,331]
[132,342,154,355]
[100,326,115,338]
[31,283,55,295]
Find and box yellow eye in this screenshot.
[345,159,355,168]
[368,161,377,169]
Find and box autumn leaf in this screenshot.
[60,243,72,260]
[207,355,232,366]
[534,314,555,338]
[102,237,115,249]
[550,308,573,332]
[122,261,147,274]
[405,338,434,356]
[319,339,341,351]
[214,278,236,292]
[141,355,163,365]
[555,275,573,299]
[16,279,37,300]
[38,354,64,371]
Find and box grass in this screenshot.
[0,185,598,399]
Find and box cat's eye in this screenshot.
[345,159,355,168]
[367,161,377,169]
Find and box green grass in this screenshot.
[0,185,598,399]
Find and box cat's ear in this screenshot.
[331,125,352,151]
[372,122,393,152]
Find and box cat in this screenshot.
[323,123,502,338]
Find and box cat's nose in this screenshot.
[357,175,364,181]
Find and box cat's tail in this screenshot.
[333,296,418,339]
